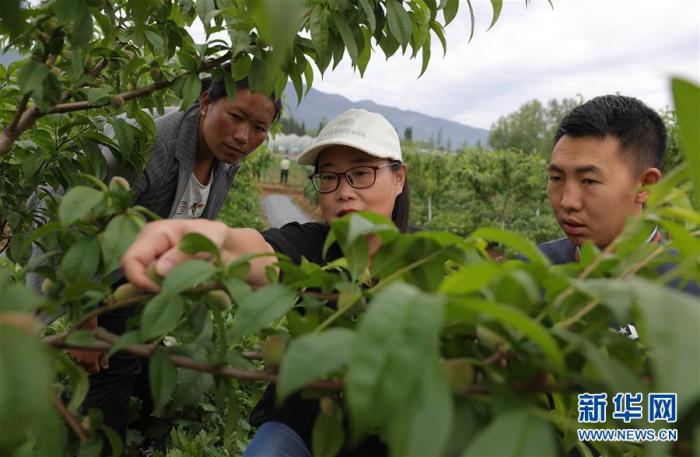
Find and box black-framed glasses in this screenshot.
[308,161,401,193]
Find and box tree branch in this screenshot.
[6,93,31,134]
[0,52,231,156]
[72,281,223,330]
[47,80,172,114]
[555,244,665,330]
[47,52,231,115]
[45,327,345,391]
[52,395,88,443]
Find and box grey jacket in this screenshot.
[28,105,239,296]
[107,103,239,219]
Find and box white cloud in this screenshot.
[311,0,700,129]
[190,0,699,130]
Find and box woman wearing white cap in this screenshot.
[121,108,408,456]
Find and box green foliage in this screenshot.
[488,97,580,155]
[1,1,699,456]
[406,145,561,244]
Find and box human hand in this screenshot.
[66,317,109,373]
[122,219,231,292]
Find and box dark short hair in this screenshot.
[202,62,282,123]
[554,95,666,171]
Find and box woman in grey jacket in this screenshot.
[68,64,281,446]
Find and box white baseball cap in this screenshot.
[297,108,402,166]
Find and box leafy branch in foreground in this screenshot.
[4,128,700,453]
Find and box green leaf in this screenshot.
[195,0,216,24]
[59,238,101,282]
[347,283,444,441]
[55,0,87,26]
[312,407,344,457]
[358,0,376,32]
[277,328,354,400]
[77,437,102,457]
[332,14,358,65]
[290,70,303,104]
[177,49,199,72]
[180,74,202,111]
[386,0,412,47]
[576,279,633,322]
[144,29,164,53]
[326,212,398,281]
[461,298,565,373]
[32,70,62,112]
[59,186,104,226]
[108,330,141,356]
[470,227,550,266]
[0,284,46,312]
[440,261,502,295]
[140,294,185,340]
[55,350,89,413]
[430,20,447,56]
[487,0,503,31]
[461,409,558,457]
[0,325,54,453]
[443,0,459,25]
[149,347,176,415]
[222,277,252,304]
[0,0,26,36]
[387,358,453,457]
[160,259,217,297]
[70,10,93,48]
[554,329,644,394]
[99,214,142,274]
[309,5,329,57]
[229,284,297,340]
[100,426,123,457]
[631,278,700,416]
[110,118,135,156]
[66,330,98,346]
[17,60,50,95]
[86,87,112,106]
[465,0,475,41]
[303,59,314,95]
[230,29,250,56]
[178,233,221,265]
[357,27,372,77]
[419,31,431,77]
[671,78,700,205]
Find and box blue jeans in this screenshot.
[243,421,312,457]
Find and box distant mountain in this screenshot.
[281,83,489,150]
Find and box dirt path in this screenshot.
[262,193,313,228]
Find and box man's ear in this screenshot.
[635,167,662,204]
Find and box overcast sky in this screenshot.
[192,0,700,130]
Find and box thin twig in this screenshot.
[555,244,665,330]
[6,93,31,134]
[0,52,231,156]
[71,281,224,330]
[373,246,450,293]
[620,245,664,279]
[483,350,511,366]
[47,53,231,115]
[45,327,345,391]
[52,395,88,443]
[536,238,621,322]
[300,290,339,301]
